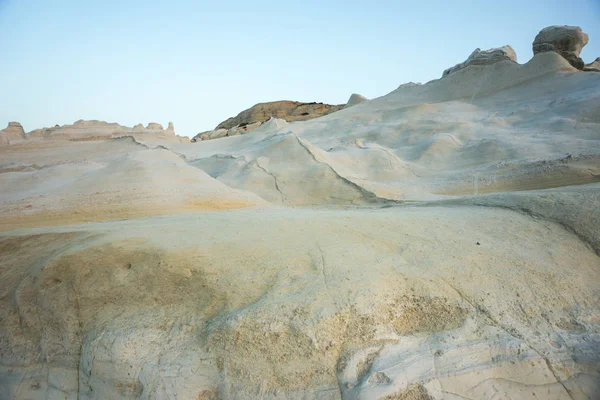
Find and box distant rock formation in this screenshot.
[344,93,368,108]
[584,57,600,72]
[0,122,26,145]
[22,120,181,142]
[146,122,164,131]
[192,100,347,142]
[166,121,175,134]
[533,25,589,70]
[443,46,517,77]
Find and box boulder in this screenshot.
[443,46,517,77]
[344,93,368,108]
[584,57,600,72]
[532,25,589,70]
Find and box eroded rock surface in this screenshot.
[0,122,26,145]
[193,100,344,141]
[584,57,600,72]
[443,46,517,77]
[533,25,589,70]
[1,24,600,400]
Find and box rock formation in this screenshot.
[584,57,600,72]
[23,120,179,141]
[533,25,589,70]
[0,121,26,145]
[1,24,600,400]
[192,100,345,142]
[146,122,164,131]
[216,100,344,130]
[344,93,368,108]
[442,46,517,77]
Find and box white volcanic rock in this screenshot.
[1,25,600,400]
[533,25,589,70]
[344,93,368,108]
[443,46,517,77]
[0,122,27,145]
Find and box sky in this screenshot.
[1,0,599,137]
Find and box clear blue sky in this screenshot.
[1,0,599,137]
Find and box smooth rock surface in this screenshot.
[1,32,600,400]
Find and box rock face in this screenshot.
[0,121,26,145]
[344,93,368,108]
[216,100,344,130]
[192,100,347,142]
[533,25,589,70]
[443,46,517,77]
[584,57,600,72]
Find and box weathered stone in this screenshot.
[533,25,589,70]
[0,121,27,145]
[443,46,517,77]
[584,57,600,72]
[216,100,344,130]
[146,122,164,131]
[192,101,343,142]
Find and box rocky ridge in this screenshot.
[192,100,346,142]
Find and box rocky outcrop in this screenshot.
[584,57,600,72]
[192,100,346,142]
[215,100,344,131]
[533,25,589,70]
[344,93,368,108]
[146,122,164,131]
[443,46,517,77]
[0,122,26,145]
[166,121,175,134]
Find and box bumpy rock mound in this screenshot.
[0,122,26,145]
[443,46,517,77]
[533,25,589,70]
